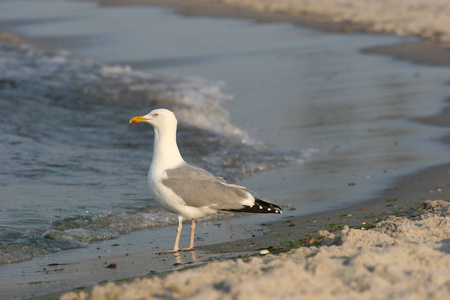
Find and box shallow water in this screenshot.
[0,0,449,267]
[0,39,303,264]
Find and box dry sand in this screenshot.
[215,0,450,42]
[61,200,450,300]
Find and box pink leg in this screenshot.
[188,219,196,250]
[173,216,183,252]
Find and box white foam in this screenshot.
[1,39,249,140]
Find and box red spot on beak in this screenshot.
[131,120,137,123]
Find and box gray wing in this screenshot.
[162,164,252,209]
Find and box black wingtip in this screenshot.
[222,198,283,214]
[254,198,283,214]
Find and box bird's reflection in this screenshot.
[172,250,198,265]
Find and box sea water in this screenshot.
[0,0,449,265]
[0,39,305,264]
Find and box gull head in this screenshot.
[129,108,178,129]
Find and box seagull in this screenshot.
[130,108,282,252]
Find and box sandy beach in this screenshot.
[0,0,449,299]
[57,0,450,299]
[62,199,450,300]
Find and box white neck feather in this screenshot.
[150,124,184,174]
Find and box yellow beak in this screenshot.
[129,116,149,123]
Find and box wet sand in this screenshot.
[205,161,450,254]
[62,199,450,300]
[7,162,450,299]
[364,41,450,67]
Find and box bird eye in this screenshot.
[153,113,159,117]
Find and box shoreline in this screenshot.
[203,161,450,254]
[61,199,450,300]
[89,0,450,67]
[35,160,450,299]
[73,0,450,297]
[1,0,449,298]
[81,0,450,252]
